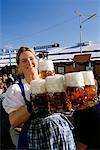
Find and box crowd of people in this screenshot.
[0,46,100,150]
[0,74,16,149]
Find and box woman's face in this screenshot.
[18,51,38,76]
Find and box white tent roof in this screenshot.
[0,42,100,67]
[48,42,100,62]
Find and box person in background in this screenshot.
[73,88,100,150]
[3,47,76,149]
[0,79,15,149]
[5,75,14,88]
[0,80,7,95]
[7,74,14,82]
[0,81,4,95]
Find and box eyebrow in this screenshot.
[20,56,35,61]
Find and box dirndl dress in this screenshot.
[27,113,76,150]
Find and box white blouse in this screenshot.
[3,79,31,114]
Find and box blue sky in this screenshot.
[0,0,100,49]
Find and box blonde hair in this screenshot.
[16,47,36,64]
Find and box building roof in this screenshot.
[0,42,100,67]
[48,42,100,62]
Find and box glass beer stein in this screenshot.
[46,75,66,113]
[82,71,98,107]
[64,72,85,110]
[30,79,48,112]
[39,59,55,79]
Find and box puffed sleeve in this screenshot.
[3,84,25,114]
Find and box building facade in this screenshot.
[0,42,100,91]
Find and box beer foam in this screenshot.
[64,72,85,87]
[30,79,46,94]
[39,59,54,71]
[45,74,65,93]
[81,71,95,85]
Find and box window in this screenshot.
[86,61,93,71]
[57,66,65,74]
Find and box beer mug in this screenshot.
[64,72,85,110]
[45,74,66,113]
[81,71,98,107]
[39,59,55,79]
[30,79,48,111]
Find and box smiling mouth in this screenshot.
[27,65,35,69]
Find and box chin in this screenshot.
[28,68,36,74]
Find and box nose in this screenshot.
[27,58,35,67]
[27,59,32,65]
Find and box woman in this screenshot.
[3,47,76,150]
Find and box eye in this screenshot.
[30,57,33,60]
[30,57,34,61]
[21,59,27,63]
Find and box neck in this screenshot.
[24,72,39,84]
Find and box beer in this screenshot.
[82,71,98,107]
[30,79,48,111]
[45,75,66,112]
[39,59,55,79]
[64,72,85,110]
